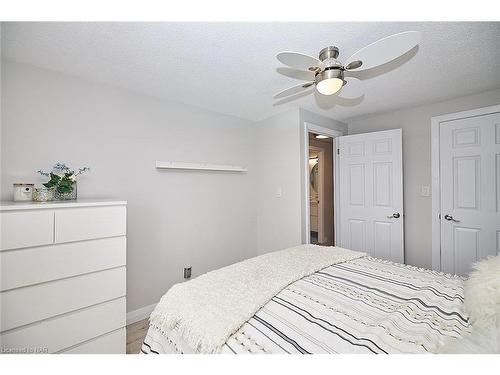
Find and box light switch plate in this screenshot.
[421,185,431,197]
[275,187,282,198]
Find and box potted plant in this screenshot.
[38,163,90,200]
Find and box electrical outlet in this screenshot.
[184,266,192,279]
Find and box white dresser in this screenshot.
[0,199,127,354]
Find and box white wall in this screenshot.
[254,108,347,254]
[0,61,258,312]
[347,89,500,268]
[254,110,302,254]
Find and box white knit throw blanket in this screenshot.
[149,245,365,353]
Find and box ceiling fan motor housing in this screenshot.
[318,46,339,61]
[318,46,343,71]
[316,46,344,87]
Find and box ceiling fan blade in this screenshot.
[337,77,363,99]
[277,51,325,72]
[345,31,421,71]
[273,81,315,99]
[276,67,316,81]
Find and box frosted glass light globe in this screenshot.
[316,77,343,96]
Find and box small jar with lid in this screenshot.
[13,183,34,201]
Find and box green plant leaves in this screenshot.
[41,173,74,193]
[43,173,61,189]
[57,177,74,194]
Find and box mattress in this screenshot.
[142,256,469,354]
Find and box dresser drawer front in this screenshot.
[0,210,54,251]
[55,206,126,243]
[61,328,126,354]
[0,267,126,332]
[0,298,125,354]
[1,237,126,291]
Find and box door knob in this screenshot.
[387,212,400,219]
[444,214,460,223]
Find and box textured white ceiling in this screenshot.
[2,22,500,122]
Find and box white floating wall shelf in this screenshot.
[155,161,248,172]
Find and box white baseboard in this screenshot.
[126,303,157,325]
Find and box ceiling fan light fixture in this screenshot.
[316,77,343,96]
[315,69,344,96]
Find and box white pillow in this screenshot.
[464,254,500,329]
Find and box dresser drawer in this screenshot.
[0,210,54,251]
[1,237,126,291]
[0,267,126,332]
[61,328,126,354]
[55,206,126,243]
[0,298,125,354]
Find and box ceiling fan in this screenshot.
[273,31,421,100]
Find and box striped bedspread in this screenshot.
[142,256,469,354]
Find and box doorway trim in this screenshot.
[430,104,500,271]
[302,122,343,245]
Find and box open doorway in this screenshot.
[308,132,335,246]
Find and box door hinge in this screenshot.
[337,148,340,155]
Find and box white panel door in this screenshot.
[338,129,404,262]
[439,113,500,276]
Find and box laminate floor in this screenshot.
[126,318,149,354]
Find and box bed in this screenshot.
[141,246,470,354]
